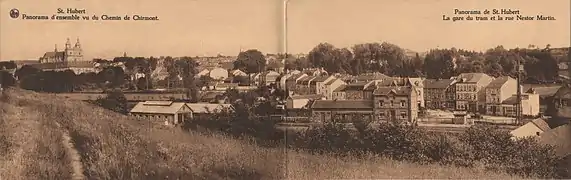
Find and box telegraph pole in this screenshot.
[516,58,523,125]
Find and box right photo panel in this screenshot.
[283,0,571,179]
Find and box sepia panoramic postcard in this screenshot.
[0,0,570,179]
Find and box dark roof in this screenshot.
[457,73,488,83]
[299,76,316,84]
[311,100,373,109]
[373,86,412,96]
[524,85,562,98]
[344,82,368,91]
[311,76,332,83]
[553,85,571,99]
[286,73,305,82]
[486,76,514,88]
[502,96,517,105]
[538,124,571,157]
[333,85,347,92]
[531,118,552,132]
[200,91,223,101]
[289,94,323,100]
[424,79,455,89]
[42,51,65,58]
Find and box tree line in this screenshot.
[285,42,564,83]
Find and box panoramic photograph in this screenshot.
[0,0,570,179]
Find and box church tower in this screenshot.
[63,37,84,62]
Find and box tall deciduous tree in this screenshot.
[234,49,267,74]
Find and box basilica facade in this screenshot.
[39,38,83,63]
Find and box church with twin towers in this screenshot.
[39,37,84,63]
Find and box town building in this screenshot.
[524,85,562,114]
[260,70,280,86]
[322,77,346,100]
[551,84,571,118]
[510,118,551,139]
[295,76,316,95]
[310,100,374,123]
[286,94,324,110]
[310,75,336,95]
[332,85,347,100]
[285,73,308,93]
[372,86,419,123]
[485,76,518,115]
[500,92,540,117]
[423,78,456,109]
[129,101,193,125]
[453,73,494,112]
[341,81,377,100]
[185,103,232,118]
[230,69,247,77]
[208,67,229,81]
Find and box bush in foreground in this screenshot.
[184,111,567,179]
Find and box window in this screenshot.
[400,100,406,107]
[379,112,386,117]
[379,100,384,107]
[390,100,394,107]
[400,112,407,119]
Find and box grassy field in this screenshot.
[0,88,518,179]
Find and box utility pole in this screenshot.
[516,58,523,125]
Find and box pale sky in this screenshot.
[0,0,569,61]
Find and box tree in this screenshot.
[95,90,128,114]
[234,49,267,74]
[424,49,456,79]
[15,65,41,80]
[308,43,352,74]
[0,71,16,88]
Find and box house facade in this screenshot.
[323,78,346,100]
[310,100,374,123]
[260,70,280,86]
[295,76,316,95]
[129,101,193,125]
[500,93,540,117]
[454,73,494,112]
[485,76,518,115]
[311,76,336,95]
[423,79,456,109]
[285,73,308,92]
[332,85,347,100]
[372,86,419,122]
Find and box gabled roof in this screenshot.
[311,100,373,109]
[486,76,514,89]
[324,78,339,85]
[538,124,571,157]
[333,85,347,92]
[373,86,412,96]
[42,51,65,59]
[531,118,552,132]
[524,85,561,98]
[186,103,232,113]
[311,76,332,83]
[286,73,306,82]
[424,79,455,89]
[456,73,488,83]
[298,76,317,84]
[130,101,189,114]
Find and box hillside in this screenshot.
[0,89,517,179]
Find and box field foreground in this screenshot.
[0,89,517,179]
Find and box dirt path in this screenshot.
[54,122,87,180]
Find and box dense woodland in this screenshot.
[0,42,568,94]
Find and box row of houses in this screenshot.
[277,72,569,123]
